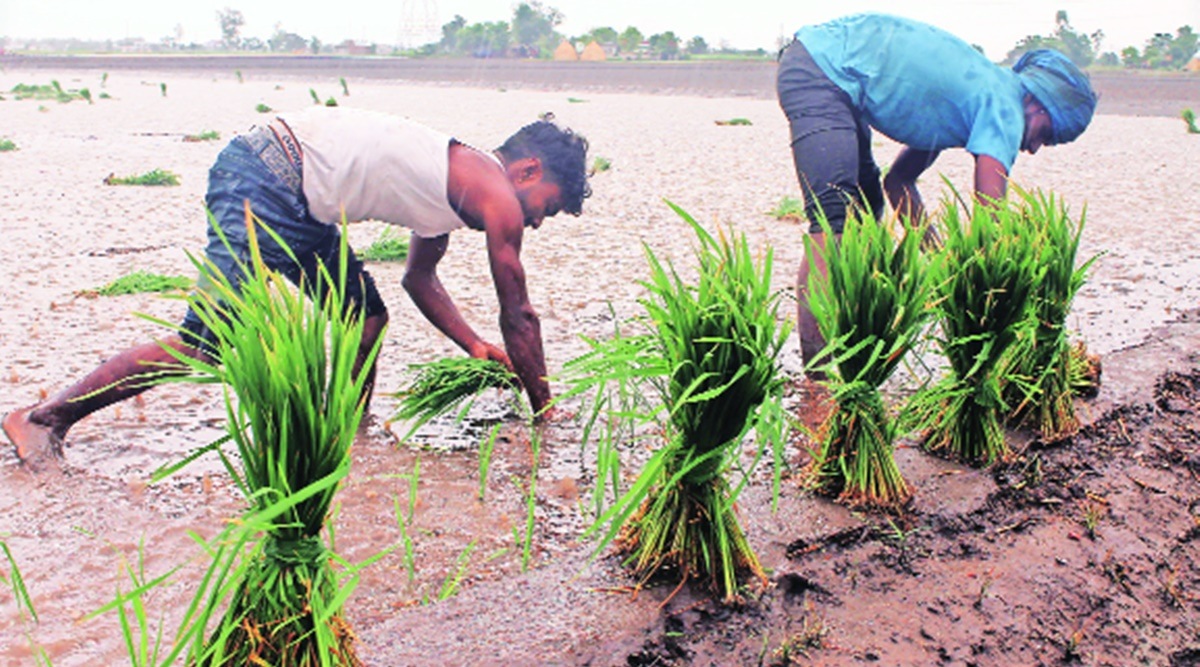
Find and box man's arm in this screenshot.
[483,215,552,415]
[974,154,1008,205]
[402,232,511,366]
[883,147,940,224]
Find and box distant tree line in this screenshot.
[1004,10,1197,70]
[424,2,763,59]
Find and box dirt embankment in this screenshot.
[4,53,1198,117]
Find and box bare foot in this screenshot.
[3,406,64,471]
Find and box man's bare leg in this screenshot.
[2,334,208,469]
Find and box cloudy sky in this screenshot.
[2,0,1197,60]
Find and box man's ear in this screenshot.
[515,157,544,185]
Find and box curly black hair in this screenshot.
[496,117,591,216]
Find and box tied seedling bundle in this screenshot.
[1002,188,1100,440]
[804,210,937,508]
[561,201,790,603]
[911,198,1043,466]
[151,209,377,666]
[391,357,520,440]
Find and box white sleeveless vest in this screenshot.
[279,107,469,238]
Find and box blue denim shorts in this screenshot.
[180,127,385,350]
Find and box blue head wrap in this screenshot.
[1013,49,1098,145]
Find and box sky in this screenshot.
[1,0,1197,60]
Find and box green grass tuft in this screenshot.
[104,168,181,186]
[255,102,273,113]
[183,129,221,142]
[90,271,192,297]
[0,138,17,152]
[715,117,752,126]
[358,227,410,262]
[590,156,612,174]
[1183,108,1199,134]
[767,195,805,221]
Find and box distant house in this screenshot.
[553,40,578,61]
[580,40,606,62]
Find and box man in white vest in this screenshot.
[4,107,591,470]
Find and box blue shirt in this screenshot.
[797,13,1025,170]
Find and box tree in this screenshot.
[617,26,644,55]
[1168,25,1198,67]
[686,35,709,55]
[1121,45,1142,68]
[269,24,309,53]
[511,2,562,51]
[586,26,618,46]
[439,14,467,53]
[217,7,245,50]
[1003,10,1096,66]
[648,31,679,60]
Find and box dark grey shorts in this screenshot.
[777,40,884,234]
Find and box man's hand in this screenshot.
[468,340,514,373]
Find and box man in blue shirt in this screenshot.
[777,12,1098,377]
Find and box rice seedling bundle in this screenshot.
[1002,188,1099,440]
[561,201,790,602]
[913,199,1043,466]
[391,357,519,440]
[156,211,377,666]
[804,209,936,507]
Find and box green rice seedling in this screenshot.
[104,169,181,186]
[310,88,321,105]
[910,197,1043,466]
[715,117,752,126]
[767,195,805,222]
[88,270,192,297]
[183,130,221,143]
[559,201,791,603]
[1183,108,1200,134]
[159,82,167,97]
[478,424,499,500]
[101,72,109,87]
[325,97,339,107]
[1001,188,1100,440]
[567,97,588,103]
[235,70,244,84]
[0,138,17,152]
[803,208,937,508]
[590,156,612,174]
[255,102,273,113]
[99,92,112,100]
[391,357,520,441]
[339,77,350,96]
[80,87,92,104]
[1,539,52,665]
[437,540,477,601]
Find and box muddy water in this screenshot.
[2,64,1200,665]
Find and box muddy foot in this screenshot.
[2,406,65,472]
